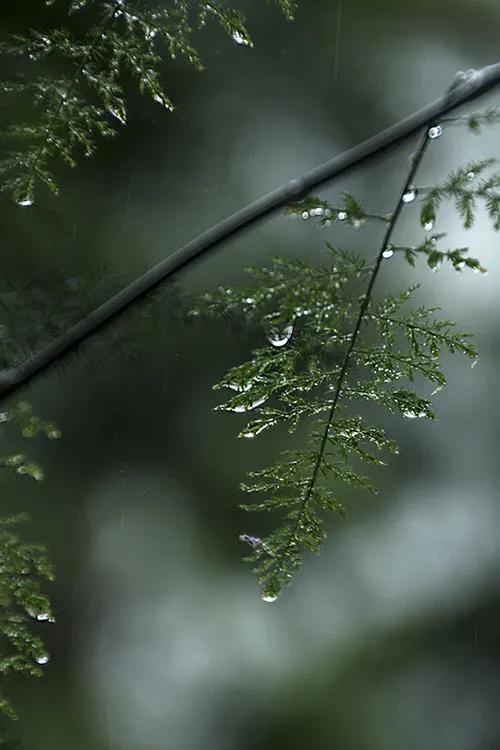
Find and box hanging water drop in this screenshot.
[428,125,443,139]
[467,171,475,180]
[423,220,434,232]
[268,324,294,348]
[402,187,417,203]
[232,31,251,46]
[301,211,309,220]
[239,533,263,549]
[35,612,51,622]
[227,382,252,393]
[337,211,348,221]
[108,106,126,125]
[230,396,267,413]
[18,196,34,208]
[35,653,50,665]
[382,246,394,259]
[261,591,278,603]
[403,410,427,419]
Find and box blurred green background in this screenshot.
[2,1,500,748]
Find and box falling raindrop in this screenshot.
[268,324,294,348]
[382,246,394,259]
[402,187,417,203]
[423,220,434,232]
[428,125,443,139]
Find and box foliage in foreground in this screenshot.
[198,120,500,601]
[0,404,59,720]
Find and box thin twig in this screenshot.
[1,64,500,403]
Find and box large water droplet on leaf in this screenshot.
[402,187,417,203]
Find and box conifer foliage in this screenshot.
[0,0,295,206]
[200,125,500,602]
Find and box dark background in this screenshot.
[1,1,500,748]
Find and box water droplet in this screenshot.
[48,428,62,439]
[403,410,427,419]
[108,106,126,125]
[423,220,434,232]
[402,187,417,203]
[382,247,394,259]
[467,171,475,180]
[232,31,251,46]
[244,297,255,305]
[268,324,294,348]
[337,211,348,221]
[227,382,252,392]
[261,591,278,603]
[301,211,309,220]
[18,196,34,207]
[239,533,263,549]
[35,653,50,665]
[230,396,267,413]
[471,359,479,369]
[428,125,443,139]
[0,412,10,423]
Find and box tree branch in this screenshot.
[2,63,500,403]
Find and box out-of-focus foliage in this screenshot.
[0,0,295,205]
[0,402,60,719]
[0,513,55,720]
